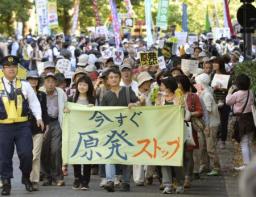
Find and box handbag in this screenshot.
[184,121,196,146]
[232,91,249,143]
[189,93,205,133]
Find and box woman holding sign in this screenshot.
[211,57,231,149]
[157,76,185,194]
[65,75,95,190]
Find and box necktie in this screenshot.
[9,81,15,100]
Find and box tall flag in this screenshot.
[145,0,153,47]
[109,0,121,48]
[35,0,50,35]
[124,0,133,18]
[93,0,101,26]
[213,0,220,27]
[182,3,188,32]
[48,0,58,28]
[223,0,235,36]
[205,6,211,33]
[71,0,80,35]
[156,0,169,30]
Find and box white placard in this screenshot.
[188,35,198,45]
[56,59,71,74]
[113,49,124,66]
[175,32,188,46]
[181,59,199,74]
[212,28,231,40]
[101,49,113,59]
[158,56,166,70]
[64,71,74,79]
[211,74,230,89]
[95,26,108,38]
[36,62,45,75]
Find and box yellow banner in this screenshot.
[62,103,184,166]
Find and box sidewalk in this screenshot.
[218,141,239,197]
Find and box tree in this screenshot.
[57,0,73,35]
[0,0,32,36]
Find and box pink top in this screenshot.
[226,90,254,114]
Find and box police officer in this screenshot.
[0,55,44,196]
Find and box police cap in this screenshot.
[1,55,19,67]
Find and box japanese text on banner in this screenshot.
[62,104,184,166]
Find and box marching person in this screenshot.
[40,72,67,187]
[26,71,49,191]
[0,55,44,196]
[101,68,140,192]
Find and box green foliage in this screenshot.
[57,0,73,34]
[0,0,256,36]
[234,61,256,93]
[0,0,32,35]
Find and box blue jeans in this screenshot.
[105,164,131,184]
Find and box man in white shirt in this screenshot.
[10,38,19,56]
[0,55,44,195]
[119,64,138,95]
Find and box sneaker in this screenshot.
[207,170,219,176]
[104,181,115,192]
[234,165,246,171]
[162,186,173,194]
[72,178,80,190]
[0,180,3,188]
[81,182,89,190]
[32,182,39,191]
[114,176,121,187]
[119,183,130,192]
[56,180,65,187]
[99,178,107,187]
[176,186,184,194]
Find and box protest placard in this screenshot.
[175,32,188,46]
[212,28,231,40]
[158,56,166,70]
[36,62,45,75]
[101,49,113,59]
[124,18,133,27]
[140,52,158,66]
[95,26,108,37]
[62,104,184,166]
[188,35,198,45]
[113,49,124,65]
[181,59,199,74]
[211,74,230,89]
[56,59,71,74]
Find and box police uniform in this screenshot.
[0,56,42,195]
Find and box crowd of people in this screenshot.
[0,31,255,196]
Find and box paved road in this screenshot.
[8,151,236,197]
